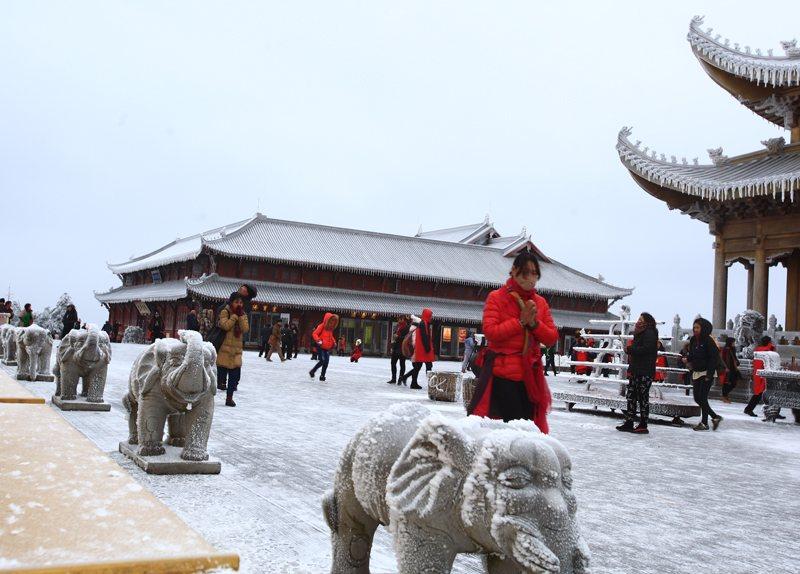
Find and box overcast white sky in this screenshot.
[1,1,796,329]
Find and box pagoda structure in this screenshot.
[617,16,800,329]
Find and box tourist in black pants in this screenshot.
[258,324,270,357]
[617,312,658,434]
[719,337,740,403]
[685,317,722,431]
[387,317,409,385]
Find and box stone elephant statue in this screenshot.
[324,404,590,574]
[54,326,112,401]
[123,330,217,462]
[1,324,20,365]
[16,325,53,380]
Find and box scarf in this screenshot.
[505,278,552,433]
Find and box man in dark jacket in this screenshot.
[289,323,299,358]
[387,317,409,384]
[617,312,658,434]
[685,317,722,431]
[281,323,293,360]
[258,323,270,357]
[149,311,164,342]
[186,306,200,331]
[61,304,79,339]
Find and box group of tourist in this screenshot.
[257,321,299,362]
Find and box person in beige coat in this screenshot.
[216,293,250,407]
[266,321,285,362]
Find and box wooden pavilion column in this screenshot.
[785,251,800,331]
[746,263,754,309]
[753,245,769,318]
[712,238,728,329]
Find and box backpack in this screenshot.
[204,304,227,351]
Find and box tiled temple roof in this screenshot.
[94,280,188,304]
[202,215,630,299]
[617,127,800,201]
[688,16,800,88]
[184,274,620,328]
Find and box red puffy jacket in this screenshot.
[483,284,558,381]
[313,313,339,351]
[751,344,774,395]
[413,308,435,363]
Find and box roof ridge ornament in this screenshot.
[707,147,729,166]
[781,39,800,58]
[761,136,786,156]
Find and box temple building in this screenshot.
[618,16,800,329]
[95,214,631,357]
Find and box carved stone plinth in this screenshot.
[426,371,460,402]
[119,442,221,475]
[760,369,800,424]
[2,359,18,366]
[52,395,111,412]
[553,387,701,425]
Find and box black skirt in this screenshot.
[489,376,533,423]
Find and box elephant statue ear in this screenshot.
[387,415,475,519]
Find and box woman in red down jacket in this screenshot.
[399,308,435,389]
[654,340,667,382]
[309,312,339,382]
[468,251,558,433]
[744,336,776,416]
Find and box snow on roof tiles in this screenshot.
[688,16,800,88]
[617,127,800,201]
[94,280,188,304]
[185,274,619,327]
[202,215,630,299]
[106,218,253,274]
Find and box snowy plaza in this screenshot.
[3,344,799,573]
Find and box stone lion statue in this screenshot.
[323,403,590,573]
[16,325,54,381]
[123,330,217,461]
[54,326,112,401]
[734,310,765,359]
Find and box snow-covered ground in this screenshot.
[5,344,800,573]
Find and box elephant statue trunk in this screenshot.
[54,327,111,402]
[164,331,210,406]
[80,329,101,364]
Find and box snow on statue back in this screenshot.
[0,324,20,365]
[323,403,590,574]
[54,326,111,401]
[15,325,54,381]
[123,330,217,462]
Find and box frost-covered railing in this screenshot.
[559,310,690,391]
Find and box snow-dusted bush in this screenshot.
[34,293,75,337]
[122,326,145,344]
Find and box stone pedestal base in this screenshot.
[2,359,17,366]
[18,374,55,382]
[119,442,221,475]
[52,395,111,411]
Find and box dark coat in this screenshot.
[627,325,659,378]
[186,313,200,331]
[62,308,78,330]
[687,318,719,380]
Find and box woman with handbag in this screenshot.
[467,251,558,433]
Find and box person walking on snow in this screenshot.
[149,311,164,342]
[462,331,477,374]
[337,336,346,357]
[399,309,435,389]
[387,317,409,385]
[616,312,659,434]
[267,321,285,362]
[310,313,339,381]
[719,337,741,404]
[350,339,363,362]
[467,251,557,433]
[185,305,200,332]
[290,323,299,358]
[281,322,293,360]
[216,293,250,407]
[544,344,558,377]
[684,317,722,431]
[744,336,775,417]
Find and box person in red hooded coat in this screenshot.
[309,312,339,382]
[745,336,776,417]
[399,308,435,389]
[467,251,558,433]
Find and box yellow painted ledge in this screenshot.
[0,403,239,573]
[0,371,45,404]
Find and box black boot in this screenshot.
[632,422,649,434]
[616,420,635,432]
[386,379,396,384]
[225,395,236,407]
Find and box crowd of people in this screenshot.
[6,251,786,431]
